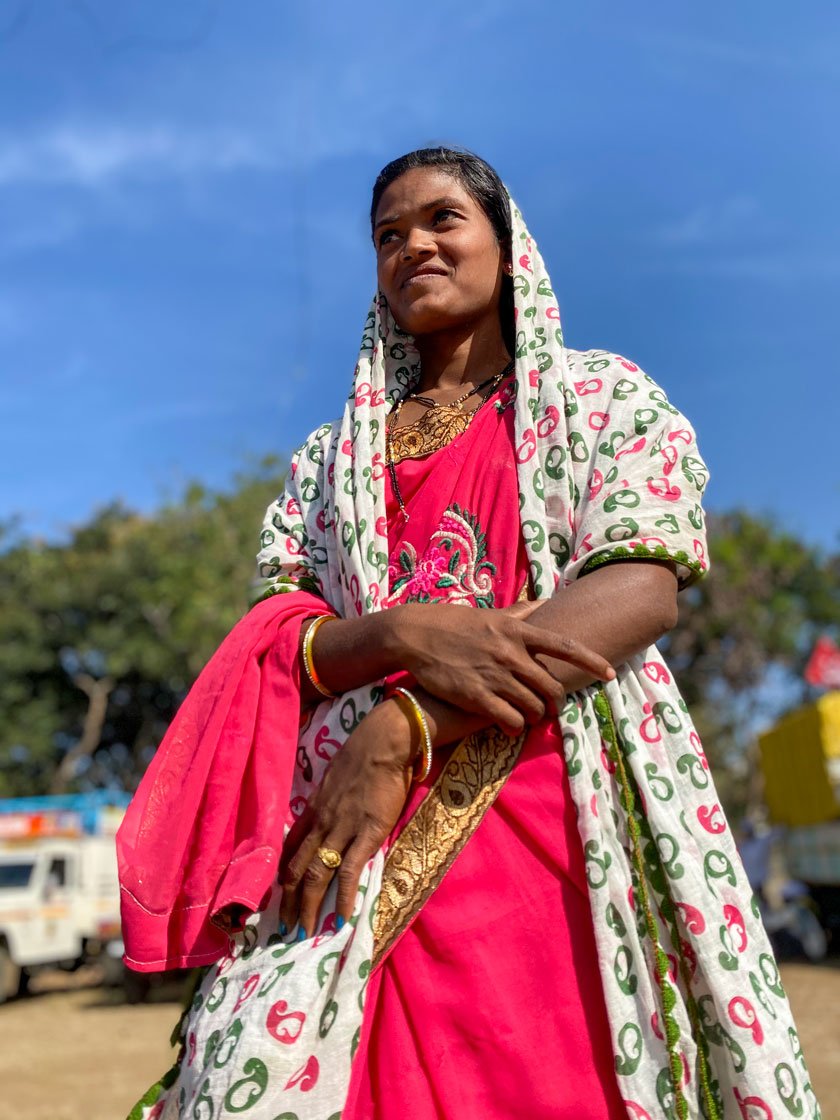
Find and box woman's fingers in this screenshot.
[282,826,385,938]
[335,837,379,925]
[279,826,329,936]
[294,832,352,939]
[519,623,615,681]
[277,809,313,884]
[495,676,547,724]
[478,694,529,736]
[508,656,568,710]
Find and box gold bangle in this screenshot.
[393,687,434,783]
[302,615,336,698]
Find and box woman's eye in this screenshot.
[434,209,458,224]
[378,229,398,247]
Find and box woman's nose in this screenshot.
[401,225,435,260]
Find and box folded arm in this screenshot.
[282,558,678,936]
[300,557,678,737]
[382,558,678,753]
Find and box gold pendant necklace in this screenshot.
[385,360,514,520]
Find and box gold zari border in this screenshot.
[372,725,527,967]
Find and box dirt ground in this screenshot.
[2,961,839,1119]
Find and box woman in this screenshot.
[119,149,818,1120]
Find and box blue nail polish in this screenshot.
[279,922,287,936]
[297,926,307,942]
[336,915,346,931]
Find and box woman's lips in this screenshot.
[402,269,448,288]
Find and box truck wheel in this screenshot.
[0,943,21,1004]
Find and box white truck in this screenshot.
[0,793,129,1002]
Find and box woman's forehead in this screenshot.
[373,167,476,225]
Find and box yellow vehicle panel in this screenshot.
[759,692,840,827]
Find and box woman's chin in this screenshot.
[392,305,465,339]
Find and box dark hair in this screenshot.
[370,147,515,355]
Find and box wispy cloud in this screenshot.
[0,350,92,408]
[0,124,275,188]
[642,250,840,282]
[616,28,840,79]
[644,195,839,281]
[649,196,761,248]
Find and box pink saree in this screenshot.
[119,383,625,1116]
[345,385,626,1117]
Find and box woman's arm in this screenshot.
[299,599,615,723]
[297,611,398,705]
[281,560,676,936]
[282,559,678,935]
[404,558,679,741]
[528,558,679,692]
[302,558,677,729]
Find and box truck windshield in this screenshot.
[0,863,35,888]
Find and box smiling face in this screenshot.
[373,167,509,342]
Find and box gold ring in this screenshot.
[317,846,342,870]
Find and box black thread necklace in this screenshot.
[386,359,515,521]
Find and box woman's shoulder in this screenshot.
[560,348,701,454]
[291,418,342,466]
[564,347,649,384]
[562,348,681,411]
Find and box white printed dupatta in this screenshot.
[142,199,819,1120]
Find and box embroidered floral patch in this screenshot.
[387,504,497,608]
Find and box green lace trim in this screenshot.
[594,689,721,1120]
[582,544,704,588]
[125,1060,181,1120]
[252,572,321,604]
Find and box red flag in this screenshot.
[804,636,840,689]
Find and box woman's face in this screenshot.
[373,167,507,340]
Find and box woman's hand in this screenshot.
[384,601,614,733]
[278,699,414,939]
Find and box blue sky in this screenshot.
[2,1,838,551]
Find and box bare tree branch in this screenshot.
[50,673,114,794]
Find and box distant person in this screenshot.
[118,148,818,1119]
[738,817,776,903]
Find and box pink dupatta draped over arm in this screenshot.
[117,591,329,972]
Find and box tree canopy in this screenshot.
[0,469,837,816]
[663,512,840,812]
[0,458,286,796]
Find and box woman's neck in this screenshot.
[414,323,511,394]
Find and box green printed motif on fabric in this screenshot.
[224,1058,269,1113]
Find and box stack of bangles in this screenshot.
[301,616,434,784]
